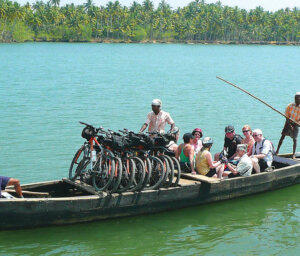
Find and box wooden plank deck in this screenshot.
[180,173,221,184]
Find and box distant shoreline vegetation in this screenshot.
[1,0,300,44]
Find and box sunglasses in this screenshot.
[253,134,261,137]
[242,130,249,133]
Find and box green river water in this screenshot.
[0,43,300,255]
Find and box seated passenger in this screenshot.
[250,129,274,173]
[166,127,180,152]
[195,137,224,178]
[223,144,253,178]
[0,175,23,198]
[175,133,196,174]
[214,125,243,161]
[241,125,255,156]
[191,128,203,155]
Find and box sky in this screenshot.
[16,0,300,12]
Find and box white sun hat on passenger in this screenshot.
[296,92,300,96]
[151,99,162,107]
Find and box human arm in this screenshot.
[226,162,239,175]
[205,152,222,169]
[166,113,175,132]
[175,145,181,159]
[139,123,148,133]
[188,147,196,174]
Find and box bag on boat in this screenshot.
[81,127,93,141]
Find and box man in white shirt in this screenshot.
[139,99,175,134]
[250,129,273,173]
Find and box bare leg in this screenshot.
[216,164,225,179]
[293,138,297,159]
[7,178,23,198]
[276,134,285,155]
[251,158,260,173]
[214,152,220,161]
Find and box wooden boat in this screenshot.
[1,154,300,230]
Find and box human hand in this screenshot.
[192,171,197,175]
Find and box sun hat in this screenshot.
[296,92,300,96]
[237,144,248,152]
[151,99,162,107]
[202,137,214,145]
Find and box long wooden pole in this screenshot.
[216,76,299,127]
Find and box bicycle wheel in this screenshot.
[92,154,115,191]
[117,158,136,193]
[140,157,152,190]
[163,155,175,188]
[145,156,165,190]
[69,145,87,181]
[128,157,145,192]
[171,157,181,186]
[109,156,123,193]
[158,155,170,187]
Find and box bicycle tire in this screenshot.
[145,156,165,190]
[163,155,175,188]
[109,156,123,193]
[69,145,86,181]
[171,156,181,186]
[158,155,170,187]
[117,158,136,193]
[128,156,145,192]
[92,154,115,191]
[140,157,152,190]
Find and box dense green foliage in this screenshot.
[1,0,300,43]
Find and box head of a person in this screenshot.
[252,129,263,142]
[237,144,248,157]
[183,133,194,144]
[242,125,252,138]
[151,99,162,114]
[295,92,300,106]
[172,127,180,142]
[225,125,235,140]
[192,128,203,141]
[202,137,213,150]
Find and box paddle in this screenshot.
[216,76,300,127]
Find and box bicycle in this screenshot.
[69,122,115,191]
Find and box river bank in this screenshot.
[1,38,300,46]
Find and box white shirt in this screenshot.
[145,110,174,133]
[236,154,253,176]
[252,138,273,167]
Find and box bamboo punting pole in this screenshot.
[216,76,299,127]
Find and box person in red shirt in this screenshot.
[276,92,300,159]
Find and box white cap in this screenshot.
[296,92,300,96]
[253,129,263,135]
[151,99,162,107]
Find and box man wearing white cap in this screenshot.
[276,92,300,159]
[139,99,175,134]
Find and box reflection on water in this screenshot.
[1,184,300,255]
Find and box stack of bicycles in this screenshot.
[68,122,181,193]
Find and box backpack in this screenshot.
[254,138,276,156]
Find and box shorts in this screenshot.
[206,168,216,177]
[282,121,299,139]
[0,176,11,190]
[180,162,191,173]
[259,159,269,171]
[228,173,241,178]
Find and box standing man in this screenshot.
[214,125,243,161]
[139,99,175,134]
[276,92,300,159]
[0,175,23,198]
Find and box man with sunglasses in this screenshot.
[139,99,175,134]
[250,129,273,173]
[276,92,300,159]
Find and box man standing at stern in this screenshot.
[139,99,175,134]
[276,92,300,159]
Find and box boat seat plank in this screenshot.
[62,178,100,195]
[180,173,220,184]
